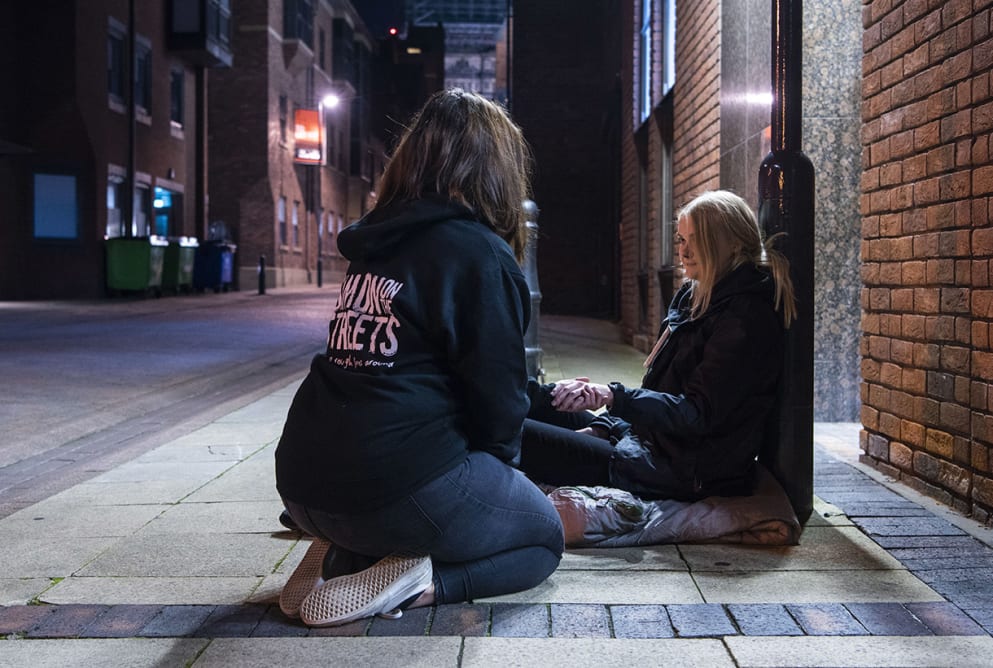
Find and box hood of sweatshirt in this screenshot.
[337,194,476,262]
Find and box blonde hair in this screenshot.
[374,88,533,261]
[677,190,796,327]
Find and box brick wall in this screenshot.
[860,0,993,521]
[618,0,721,348]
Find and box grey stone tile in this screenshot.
[550,603,610,638]
[308,617,371,636]
[480,569,702,604]
[680,526,902,572]
[0,536,117,579]
[136,499,286,535]
[560,545,684,570]
[251,606,309,637]
[904,556,993,571]
[728,603,803,636]
[0,501,169,538]
[844,602,933,636]
[854,517,967,537]
[0,638,209,666]
[40,575,263,605]
[489,602,549,638]
[0,577,52,606]
[76,533,288,578]
[693,569,943,604]
[83,604,163,638]
[964,607,993,634]
[927,580,993,608]
[27,604,110,638]
[430,602,489,636]
[609,604,674,638]
[139,605,215,637]
[667,603,736,637]
[787,603,867,635]
[0,604,55,635]
[195,604,266,637]
[873,535,986,550]
[905,602,988,636]
[367,606,431,636]
[725,635,993,667]
[461,637,736,667]
[192,636,461,667]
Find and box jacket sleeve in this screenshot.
[445,242,532,463]
[608,299,781,437]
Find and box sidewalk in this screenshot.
[2,314,993,666]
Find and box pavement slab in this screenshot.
[724,635,993,667]
[0,637,209,668]
[460,637,736,667]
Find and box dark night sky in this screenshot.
[354,0,407,38]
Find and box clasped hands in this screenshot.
[549,377,613,413]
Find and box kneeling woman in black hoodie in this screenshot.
[275,89,563,627]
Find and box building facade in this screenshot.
[0,0,232,299]
[616,0,863,423]
[207,0,382,291]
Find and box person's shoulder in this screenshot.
[427,218,518,265]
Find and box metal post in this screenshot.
[757,0,815,523]
[522,200,543,381]
[258,254,266,295]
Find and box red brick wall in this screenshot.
[618,0,721,348]
[671,1,721,207]
[860,0,993,521]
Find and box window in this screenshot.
[292,201,300,247]
[135,40,152,115]
[107,21,126,106]
[34,173,79,240]
[278,196,287,245]
[206,0,232,47]
[660,0,676,98]
[638,0,676,123]
[170,67,185,127]
[153,186,181,237]
[284,0,314,47]
[134,184,152,236]
[279,95,288,142]
[638,0,652,123]
[106,175,126,238]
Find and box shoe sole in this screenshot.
[279,539,331,619]
[299,554,432,627]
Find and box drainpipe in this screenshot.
[757,0,815,523]
[125,0,136,237]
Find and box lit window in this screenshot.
[292,201,299,247]
[278,197,287,245]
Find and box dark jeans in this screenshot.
[519,382,616,487]
[283,450,563,605]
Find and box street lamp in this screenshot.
[315,93,341,287]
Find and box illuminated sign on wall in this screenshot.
[293,109,323,164]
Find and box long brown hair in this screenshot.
[677,190,796,327]
[373,88,533,261]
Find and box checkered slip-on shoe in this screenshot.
[299,553,432,627]
[279,538,332,619]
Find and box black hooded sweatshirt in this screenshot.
[275,195,531,513]
[600,263,785,500]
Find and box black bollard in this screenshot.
[258,254,266,295]
[317,257,323,288]
[522,200,543,381]
[757,0,815,524]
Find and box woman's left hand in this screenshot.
[551,377,612,412]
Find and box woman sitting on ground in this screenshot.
[274,89,563,628]
[521,189,796,501]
